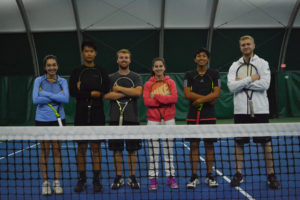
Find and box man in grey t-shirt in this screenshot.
[108,71,142,123]
[104,49,143,190]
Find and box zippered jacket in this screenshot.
[33,75,69,122]
[227,54,270,115]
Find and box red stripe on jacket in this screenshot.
[186,118,217,122]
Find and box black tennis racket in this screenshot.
[39,79,63,127]
[114,77,135,126]
[191,74,214,124]
[236,63,258,117]
[77,67,102,123]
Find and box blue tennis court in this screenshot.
[0,136,299,200]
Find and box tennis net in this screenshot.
[0,123,299,200]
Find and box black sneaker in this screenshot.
[230,172,243,187]
[267,174,280,189]
[111,176,124,190]
[74,179,87,193]
[128,175,140,189]
[93,180,103,193]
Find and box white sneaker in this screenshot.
[205,176,219,187]
[53,180,63,194]
[42,180,52,195]
[186,177,199,189]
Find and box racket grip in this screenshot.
[57,118,63,127]
[248,100,254,117]
[119,115,123,126]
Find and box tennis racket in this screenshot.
[236,63,258,117]
[150,80,171,125]
[77,67,102,124]
[39,79,63,127]
[191,74,214,124]
[114,77,135,126]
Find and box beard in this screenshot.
[119,62,129,69]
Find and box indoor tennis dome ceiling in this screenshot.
[0,0,299,76]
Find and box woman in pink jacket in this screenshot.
[143,57,178,190]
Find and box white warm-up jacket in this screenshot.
[227,55,270,115]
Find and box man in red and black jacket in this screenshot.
[69,41,110,193]
[184,48,221,189]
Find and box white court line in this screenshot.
[0,143,40,161]
[182,142,255,200]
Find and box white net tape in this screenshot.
[1,123,299,140]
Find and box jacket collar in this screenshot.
[42,74,60,81]
[238,54,259,64]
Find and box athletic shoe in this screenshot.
[93,180,103,193]
[230,172,243,187]
[167,177,178,189]
[128,175,140,189]
[186,175,199,189]
[149,178,158,190]
[267,174,280,189]
[111,176,124,190]
[205,173,218,187]
[42,180,52,196]
[52,180,63,194]
[74,179,87,193]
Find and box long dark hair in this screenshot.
[43,55,58,74]
[151,57,166,76]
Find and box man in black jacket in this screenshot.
[69,41,110,193]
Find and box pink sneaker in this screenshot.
[149,178,158,190]
[167,177,178,189]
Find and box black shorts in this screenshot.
[234,114,271,144]
[35,120,66,126]
[186,120,217,143]
[75,124,105,144]
[35,120,66,143]
[108,121,142,152]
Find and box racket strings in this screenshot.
[114,77,135,126]
[79,68,102,91]
[237,64,258,79]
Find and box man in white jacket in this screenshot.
[227,35,280,189]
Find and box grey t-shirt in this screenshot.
[108,71,142,123]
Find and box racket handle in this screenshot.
[119,115,123,126]
[248,100,254,117]
[87,105,92,124]
[57,118,63,127]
